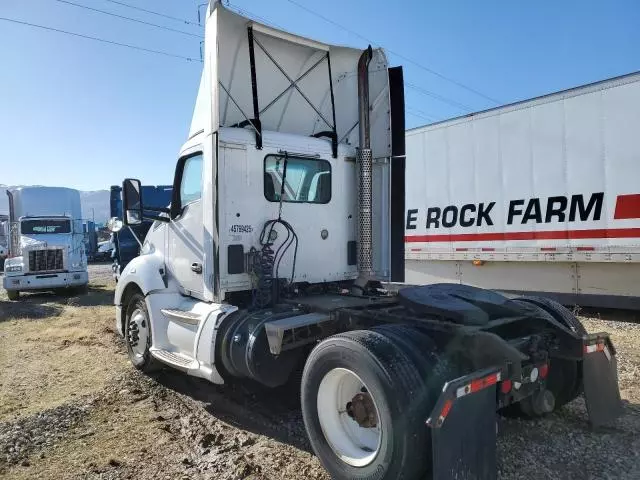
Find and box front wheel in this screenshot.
[7,290,19,301]
[124,293,160,372]
[301,329,436,480]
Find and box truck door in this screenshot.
[167,152,204,297]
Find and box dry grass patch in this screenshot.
[0,285,126,422]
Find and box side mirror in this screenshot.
[107,217,123,233]
[123,178,143,226]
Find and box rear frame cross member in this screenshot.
[245,25,338,158]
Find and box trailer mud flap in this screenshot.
[426,367,501,480]
[582,334,623,428]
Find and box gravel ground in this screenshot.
[1,265,639,479]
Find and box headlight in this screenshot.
[6,265,23,273]
[71,262,84,269]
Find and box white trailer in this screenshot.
[405,72,640,309]
[109,3,621,479]
[3,187,89,299]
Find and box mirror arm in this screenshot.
[128,226,143,248]
[144,206,171,214]
[142,214,169,223]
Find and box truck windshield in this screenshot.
[21,219,71,234]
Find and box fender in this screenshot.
[114,248,169,306]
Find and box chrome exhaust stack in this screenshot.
[355,46,374,285]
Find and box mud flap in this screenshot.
[426,367,501,480]
[582,334,623,428]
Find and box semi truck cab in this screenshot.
[4,188,89,300]
[111,4,622,479]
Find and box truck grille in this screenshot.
[28,249,64,272]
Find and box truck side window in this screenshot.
[264,155,331,204]
[180,154,203,205]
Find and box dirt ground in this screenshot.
[1,264,639,479]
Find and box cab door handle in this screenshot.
[191,263,202,274]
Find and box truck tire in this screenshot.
[516,296,587,335]
[7,290,19,301]
[514,296,585,410]
[124,293,160,372]
[301,329,445,480]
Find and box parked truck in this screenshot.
[0,214,8,270]
[109,184,172,280]
[110,3,622,479]
[405,71,640,309]
[83,221,98,262]
[4,187,88,300]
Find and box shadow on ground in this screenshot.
[0,299,64,322]
[153,370,313,452]
[0,285,113,322]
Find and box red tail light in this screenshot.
[500,379,512,394]
[539,364,549,379]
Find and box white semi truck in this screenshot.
[111,3,622,479]
[405,72,640,309]
[4,187,89,300]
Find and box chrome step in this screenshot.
[161,308,203,326]
[151,349,198,370]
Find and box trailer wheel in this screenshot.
[515,296,585,409]
[301,329,439,480]
[124,293,160,372]
[7,290,19,301]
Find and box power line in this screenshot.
[53,0,202,38]
[225,1,285,30]
[283,0,500,105]
[0,16,201,63]
[406,107,438,123]
[102,0,201,27]
[406,82,472,112]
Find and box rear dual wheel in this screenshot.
[301,327,454,480]
[515,296,587,410]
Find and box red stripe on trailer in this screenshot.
[481,247,495,251]
[455,248,469,251]
[577,246,595,251]
[540,247,556,252]
[410,248,422,252]
[614,194,640,219]
[405,227,640,243]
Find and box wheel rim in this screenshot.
[127,308,149,358]
[316,368,382,467]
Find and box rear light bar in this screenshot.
[432,371,502,426]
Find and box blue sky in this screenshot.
[0,0,638,191]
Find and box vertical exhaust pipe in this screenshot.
[356,46,374,282]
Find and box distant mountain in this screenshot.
[0,185,111,224]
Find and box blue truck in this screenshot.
[109,185,172,280]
